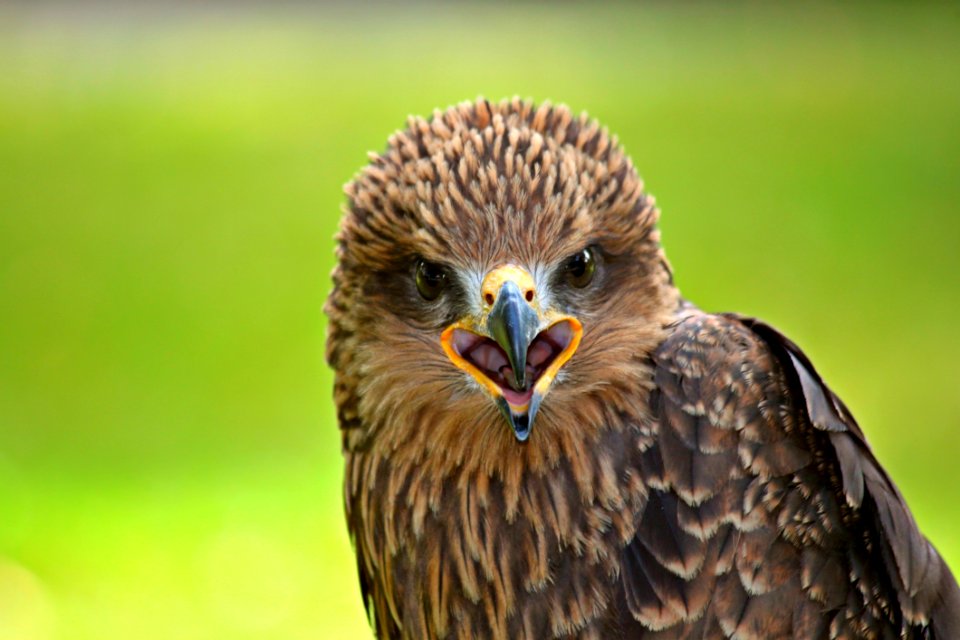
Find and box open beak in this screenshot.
[440,265,583,442]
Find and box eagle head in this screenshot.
[326,98,678,459]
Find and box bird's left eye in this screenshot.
[415,259,448,301]
[563,247,597,288]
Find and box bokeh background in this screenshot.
[1,2,958,638]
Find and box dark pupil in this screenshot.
[565,248,595,287]
[417,261,446,299]
[422,267,443,286]
[568,253,588,277]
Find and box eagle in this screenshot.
[325,98,959,639]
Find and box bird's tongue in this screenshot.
[499,369,534,406]
[464,341,543,397]
[468,344,534,400]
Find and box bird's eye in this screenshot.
[415,259,448,301]
[563,247,596,288]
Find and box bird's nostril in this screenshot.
[525,289,534,302]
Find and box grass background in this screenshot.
[0,2,958,638]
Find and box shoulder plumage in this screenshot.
[734,315,960,637]
[633,310,959,637]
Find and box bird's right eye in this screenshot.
[415,259,448,301]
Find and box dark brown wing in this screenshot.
[616,312,959,639]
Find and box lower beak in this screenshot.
[496,393,542,442]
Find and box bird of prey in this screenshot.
[325,98,959,639]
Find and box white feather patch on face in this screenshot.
[530,262,555,312]
[455,267,488,317]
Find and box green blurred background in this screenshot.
[1,2,958,638]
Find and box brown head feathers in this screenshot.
[340,97,663,274]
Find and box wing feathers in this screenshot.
[618,312,958,638]
[738,315,960,636]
